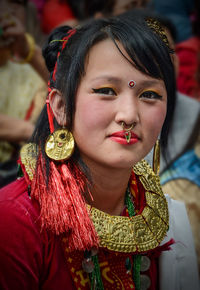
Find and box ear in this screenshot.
[49,89,67,126]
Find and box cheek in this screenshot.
[73,99,110,133]
[143,104,167,135]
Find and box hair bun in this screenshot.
[42,26,73,73]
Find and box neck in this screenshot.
[85,163,132,216]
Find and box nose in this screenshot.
[115,93,139,127]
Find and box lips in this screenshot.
[109,130,139,145]
[110,130,138,139]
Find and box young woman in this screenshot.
[0,16,199,290]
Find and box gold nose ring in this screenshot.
[121,122,135,143]
[121,122,134,132]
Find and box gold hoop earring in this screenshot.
[153,139,160,175]
[45,128,74,161]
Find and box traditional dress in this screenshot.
[0,145,199,290]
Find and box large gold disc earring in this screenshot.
[153,139,160,175]
[45,128,74,161]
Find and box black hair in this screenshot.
[32,16,176,172]
[120,8,177,43]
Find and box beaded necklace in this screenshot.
[86,188,141,290]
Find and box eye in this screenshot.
[140,90,163,100]
[92,87,116,96]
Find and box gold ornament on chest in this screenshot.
[20,144,169,253]
[87,160,169,253]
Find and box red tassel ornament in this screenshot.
[30,28,99,251]
[31,154,99,251]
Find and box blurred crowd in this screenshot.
[0,0,199,272]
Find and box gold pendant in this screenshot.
[45,129,74,161]
[124,132,131,143]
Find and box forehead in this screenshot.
[82,39,166,90]
[84,39,134,76]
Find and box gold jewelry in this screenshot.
[19,33,35,63]
[20,146,169,253]
[45,128,74,161]
[146,18,170,49]
[87,160,168,253]
[121,121,135,143]
[153,139,160,176]
[20,143,37,180]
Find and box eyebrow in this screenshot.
[136,80,165,89]
[91,75,122,84]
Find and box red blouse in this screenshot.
[0,177,162,289]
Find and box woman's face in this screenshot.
[73,39,167,170]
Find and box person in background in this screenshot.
[83,0,149,19]
[41,0,85,35]
[151,0,200,100]
[0,0,48,187]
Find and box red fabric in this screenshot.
[62,244,160,290]
[41,0,75,34]
[62,174,161,290]
[31,154,98,251]
[176,36,200,100]
[63,247,137,289]
[0,175,172,289]
[0,178,75,289]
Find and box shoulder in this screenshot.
[0,177,27,199]
[0,178,46,288]
[0,177,43,247]
[0,177,39,221]
[0,177,42,247]
[0,178,78,289]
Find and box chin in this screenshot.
[105,157,140,169]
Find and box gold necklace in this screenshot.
[20,144,169,253]
[87,160,169,253]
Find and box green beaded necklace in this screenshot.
[88,188,141,290]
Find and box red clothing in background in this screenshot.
[176,36,200,101]
[41,0,75,34]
